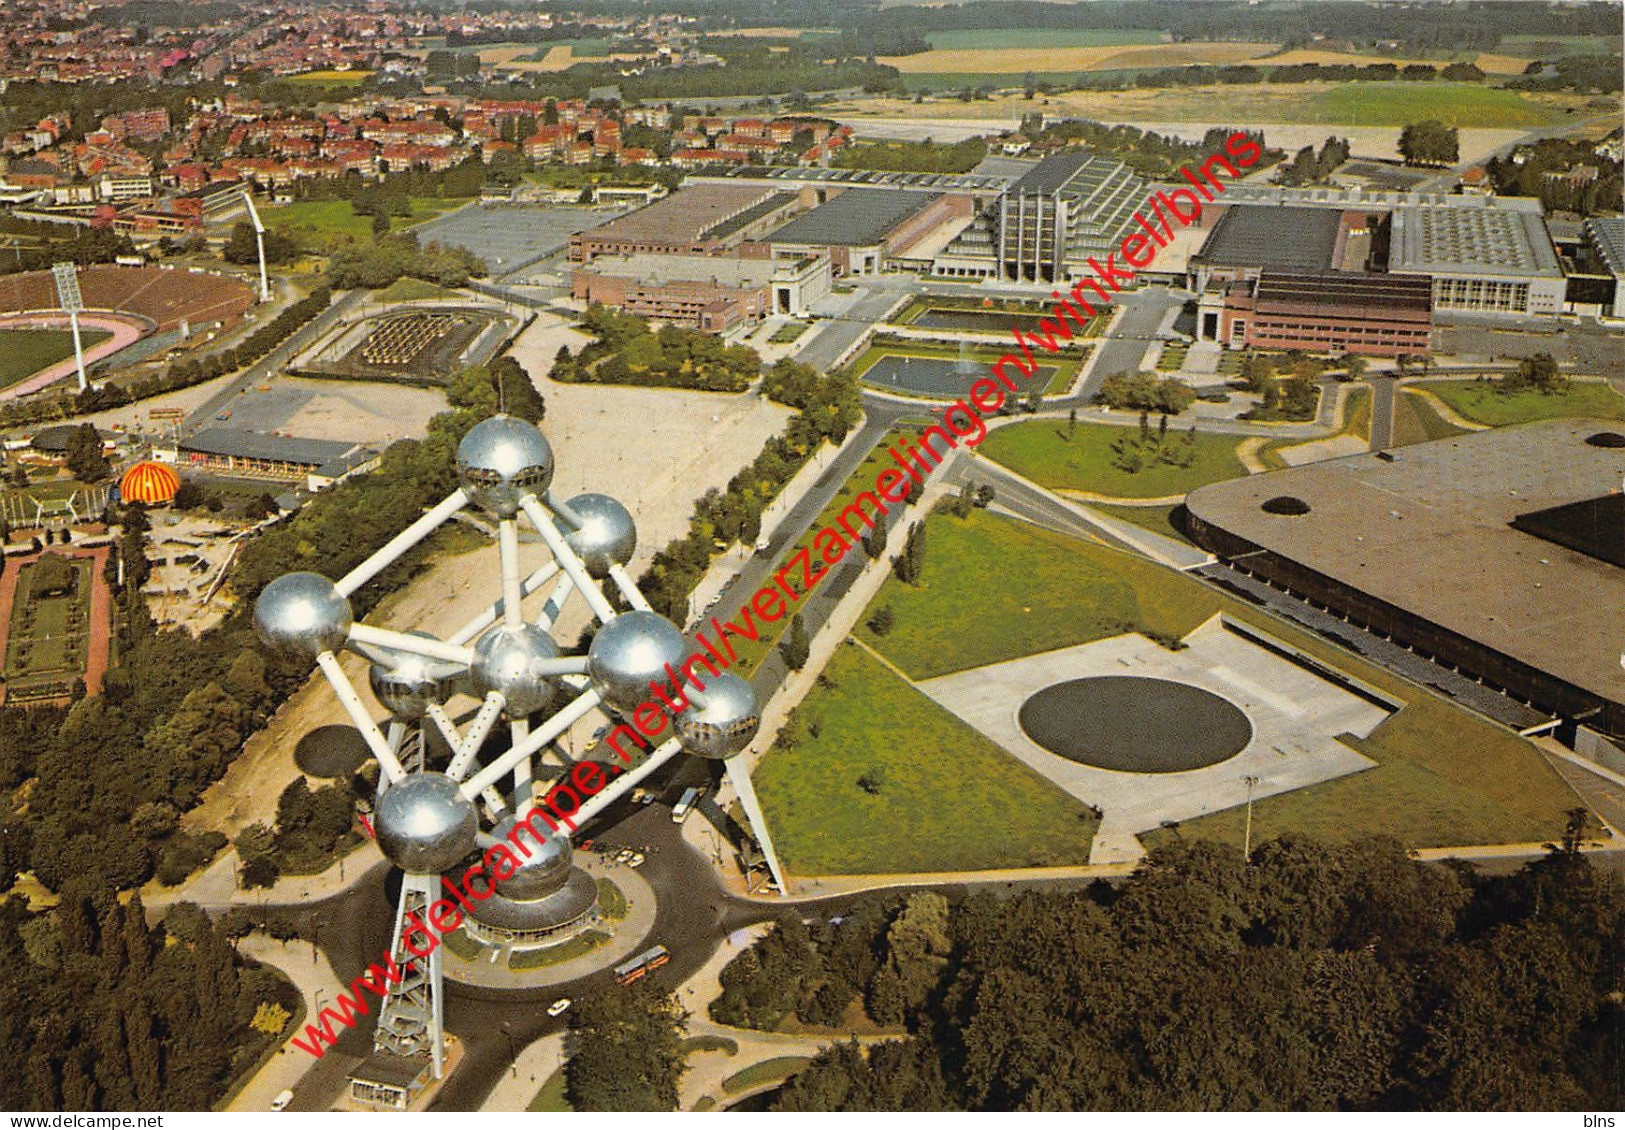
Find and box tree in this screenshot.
[780,613,811,671]
[893,521,926,585]
[1399,120,1459,167]
[866,605,894,637]
[1503,352,1566,394]
[64,423,109,483]
[567,980,686,1110]
[1339,353,1369,382]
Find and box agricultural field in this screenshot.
[285,70,372,85]
[1260,48,1528,75]
[922,29,1165,51]
[1310,81,1564,128]
[880,40,1278,75]
[0,328,112,389]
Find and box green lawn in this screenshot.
[978,419,1249,499]
[506,929,610,969]
[858,509,1217,678]
[768,321,810,344]
[266,197,472,251]
[374,277,461,303]
[1088,501,1194,546]
[924,28,1163,50]
[595,877,627,920]
[851,509,1584,851]
[723,1056,813,1095]
[5,554,94,698]
[1310,82,1562,128]
[527,1068,571,1112]
[756,645,1099,874]
[0,328,113,389]
[1394,388,1465,445]
[1412,378,1625,427]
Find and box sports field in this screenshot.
[265,197,472,250]
[979,419,1250,499]
[1,553,98,704]
[1411,378,1625,427]
[0,328,112,389]
[755,644,1100,874]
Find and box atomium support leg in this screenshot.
[519,496,617,623]
[567,738,684,829]
[315,652,407,783]
[458,687,602,799]
[376,872,445,1078]
[724,755,790,896]
[334,489,469,599]
[608,564,652,612]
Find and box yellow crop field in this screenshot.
[879,41,1278,74]
[1262,48,1529,76]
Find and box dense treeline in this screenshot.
[551,303,761,392]
[1506,54,1625,95]
[834,139,987,175]
[1022,119,1274,181]
[637,357,860,620]
[708,834,1621,1111]
[0,224,135,279]
[0,286,331,431]
[327,233,485,290]
[566,980,687,1110]
[0,891,300,1110]
[1276,137,1351,187]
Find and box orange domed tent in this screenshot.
[119,460,181,505]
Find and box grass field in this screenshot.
[924,29,1164,50]
[881,40,1275,74]
[527,1069,571,1112]
[1497,35,1621,57]
[768,321,809,344]
[373,277,462,303]
[595,877,627,920]
[507,929,610,970]
[757,645,1099,874]
[979,419,1249,499]
[723,1057,813,1095]
[1412,378,1625,426]
[854,509,1586,850]
[0,328,113,389]
[286,70,372,85]
[858,509,1216,678]
[1088,501,1193,546]
[266,197,472,250]
[1310,81,1562,127]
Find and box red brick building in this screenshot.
[1202,271,1433,358]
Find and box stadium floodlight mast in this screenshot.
[253,415,787,1082]
[239,189,271,304]
[51,261,88,392]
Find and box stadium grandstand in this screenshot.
[0,265,255,334]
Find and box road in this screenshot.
[183,288,368,438]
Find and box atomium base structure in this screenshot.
[253,415,785,1090]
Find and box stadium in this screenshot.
[0,264,256,399]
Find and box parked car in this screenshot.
[628,852,646,868]
[271,1090,294,1111]
[614,848,635,864]
[547,998,572,1018]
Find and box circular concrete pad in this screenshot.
[1017,676,1252,773]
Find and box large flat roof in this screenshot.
[181,428,367,468]
[1390,204,1561,277]
[768,188,939,247]
[1196,205,1343,273]
[1252,270,1433,321]
[1186,418,1625,706]
[1586,216,1625,279]
[576,252,777,288]
[576,182,782,246]
[1011,150,1092,195]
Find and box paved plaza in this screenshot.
[916,615,1393,860]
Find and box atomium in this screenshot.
[456,415,554,517]
[563,493,636,578]
[587,609,690,712]
[471,623,560,717]
[254,412,789,1083]
[254,572,352,662]
[374,772,479,875]
[676,673,761,759]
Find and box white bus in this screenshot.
[671,786,702,824]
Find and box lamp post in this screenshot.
[1242,775,1261,860]
[500,1021,517,1079]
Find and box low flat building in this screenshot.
[1199,270,1433,357]
[1188,205,1352,291]
[159,428,379,493]
[1389,202,1564,317]
[570,251,831,331]
[762,188,969,276]
[568,183,799,263]
[1185,419,1625,740]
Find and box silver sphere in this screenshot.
[375,772,479,875]
[562,493,636,579]
[471,623,560,717]
[587,610,689,712]
[676,673,760,759]
[491,814,572,899]
[456,415,554,517]
[368,631,465,720]
[253,572,352,662]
